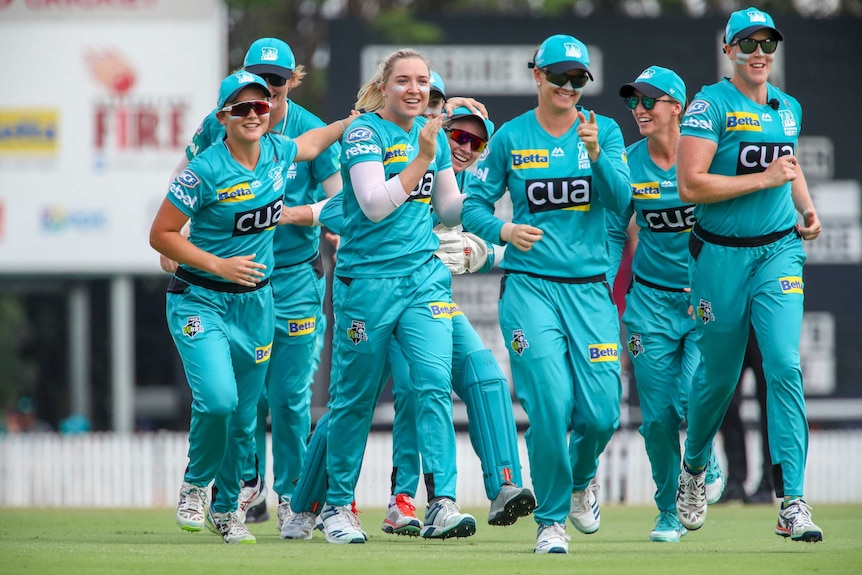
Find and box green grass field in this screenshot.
[1,504,860,575]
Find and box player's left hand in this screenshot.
[797,208,821,241]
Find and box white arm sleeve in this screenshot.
[349,161,407,222]
[309,198,329,227]
[431,167,464,228]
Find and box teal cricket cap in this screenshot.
[430,70,447,101]
[244,37,295,79]
[448,106,495,140]
[619,66,686,106]
[725,6,783,44]
[529,34,593,80]
[217,71,271,109]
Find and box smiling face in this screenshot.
[628,90,681,138]
[218,85,271,145]
[726,29,777,88]
[446,117,488,173]
[380,57,430,128]
[534,67,588,114]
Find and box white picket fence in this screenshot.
[1,430,860,507]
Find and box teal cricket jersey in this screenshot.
[681,78,802,237]
[335,113,452,278]
[462,107,630,278]
[607,138,693,289]
[186,101,341,265]
[167,133,297,283]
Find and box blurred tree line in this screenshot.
[224,0,859,116]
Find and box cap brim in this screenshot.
[541,61,593,80]
[448,113,491,139]
[224,84,272,106]
[729,25,784,43]
[431,88,447,102]
[245,64,293,79]
[619,81,666,99]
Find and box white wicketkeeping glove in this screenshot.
[433,224,490,275]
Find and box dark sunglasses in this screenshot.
[542,69,589,90]
[624,96,676,111]
[259,73,288,87]
[220,100,272,117]
[732,37,779,54]
[444,127,487,153]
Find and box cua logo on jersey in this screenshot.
[177,169,200,187]
[526,177,591,213]
[588,343,619,363]
[233,198,283,236]
[346,127,373,143]
[255,343,272,363]
[726,112,762,131]
[697,299,715,324]
[511,150,549,169]
[288,317,316,336]
[736,142,794,175]
[217,183,255,203]
[347,320,368,345]
[643,205,695,233]
[779,276,804,294]
[383,144,408,165]
[182,316,204,338]
[429,302,460,318]
[406,171,434,204]
[628,334,645,358]
[511,329,530,356]
[632,182,661,199]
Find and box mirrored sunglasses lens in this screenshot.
[230,101,270,117]
[625,97,638,110]
[449,129,486,153]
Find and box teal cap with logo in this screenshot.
[725,6,783,44]
[619,66,686,106]
[217,71,271,109]
[447,106,495,140]
[430,71,447,101]
[529,34,593,80]
[244,37,296,79]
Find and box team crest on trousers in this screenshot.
[511,329,530,356]
[697,299,715,324]
[347,320,368,345]
[182,316,204,339]
[628,333,645,358]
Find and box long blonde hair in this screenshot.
[355,49,431,112]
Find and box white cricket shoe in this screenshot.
[205,508,256,544]
[236,476,265,524]
[381,493,422,536]
[317,504,366,544]
[676,465,707,530]
[175,482,207,532]
[420,497,477,539]
[775,499,823,542]
[569,478,600,534]
[534,522,570,554]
